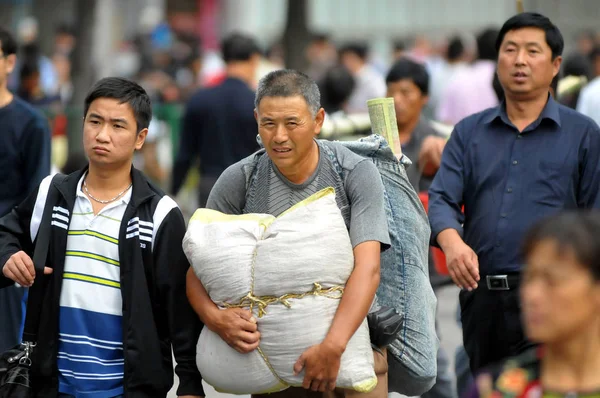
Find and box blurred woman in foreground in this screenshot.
[467,211,600,397]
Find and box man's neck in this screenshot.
[277,141,320,185]
[0,86,14,108]
[505,92,549,132]
[226,63,254,86]
[397,117,421,145]
[86,163,133,193]
[542,323,600,390]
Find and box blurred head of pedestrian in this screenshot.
[254,69,324,182]
[18,59,41,100]
[386,58,429,130]
[339,42,369,75]
[306,33,337,66]
[222,32,262,86]
[392,40,407,61]
[476,28,499,62]
[521,211,600,347]
[562,53,593,79]
[82,77,152,170]
[54,24,76,57]
[446,36,465,64]
[0,26,17,92]
[495,12,563,102]
[577,29,596,57]
[320,64,355,114]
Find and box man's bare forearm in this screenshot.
[323,241,380,352]
[186,268,220,330]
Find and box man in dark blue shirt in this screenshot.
[0,26,51,352]
[171,33,261,207]
[429,13,600,373]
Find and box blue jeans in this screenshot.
[339,136,438,395]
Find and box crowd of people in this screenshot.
[1,8,600,398]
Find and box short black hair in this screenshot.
[477,28,499,61]
[19,60,39,80]
[447,36,465,62]
[84,77,152,133]
[563,53,592,78]
[393,40,407,52]
[221,32,261,63]
[0,26,17,56]
[339,42,369,61]
[321,65,355,112]
[386,58,430,96]
[255,69,321,116]
[496,12,564,60]
[522,211,600,281]
[55,23,75,36]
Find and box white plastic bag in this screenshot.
[183,188,376,395]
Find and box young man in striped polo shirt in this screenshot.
[0,77,204,398]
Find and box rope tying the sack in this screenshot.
[221,282,344,318]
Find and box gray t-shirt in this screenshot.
[206,140,390,249]
[401,118,446,193]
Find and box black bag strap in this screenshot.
[22,174,66,343]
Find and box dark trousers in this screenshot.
[0,285,25,352]
[459,274,535,374]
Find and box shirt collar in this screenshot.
[484,94,562,128]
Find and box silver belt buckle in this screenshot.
[486,275,510,290]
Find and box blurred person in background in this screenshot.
[386,58,446,192]
[436,28,499,125]
[17,59,61,108]
[392,40,408,61]
[306,33,338,84]
[576,47,600,124]
[319,64,371,140]
[429,12,600,377]
[467,211,600,397]
[171,32,261,207]
[0,26,51,353]
[8,17,58,97]
[52,52,73,105]
[53,24,76,58]
[339,42,386,114]
[576,29,597,57]
[428,36,468,118]
[556,53,591,109]
[385,58,456,398]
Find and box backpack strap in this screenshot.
[22,173,66,343]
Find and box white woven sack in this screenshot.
[183,188,376,395]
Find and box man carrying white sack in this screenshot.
[186,69,391,398]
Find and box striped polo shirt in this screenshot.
[57,175,133,398]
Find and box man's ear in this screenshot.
[135,128,148,151]
[552,55,563,79]
[314,108,325,136]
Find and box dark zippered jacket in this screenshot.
[0,167,204,397]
